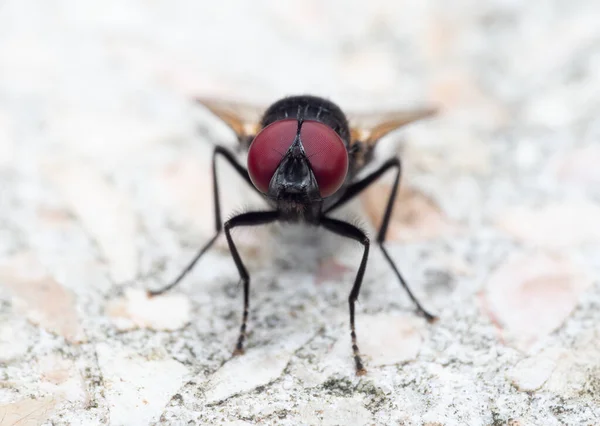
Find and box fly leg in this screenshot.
[223,211,279,355]
[149,145,261,296]
[325,157,436,322]
[321,216,370,376]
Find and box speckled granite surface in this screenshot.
[1,1,599,425]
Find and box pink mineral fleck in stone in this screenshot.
[314,257,352,285]
[0,253,86,344]
[361,184,458,242]
[0,397,59,426]
[554,145,600,188]
[483,252,592,350]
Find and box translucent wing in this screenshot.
[347,107,437,145]
[194,97,267,143]
[346,107,438,169]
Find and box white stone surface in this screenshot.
[496,203,600,248]
[96,344,189,426]
[506,349,562,392]
[45,162,139,283]
[1,0,599,425]
[204,331,314,404]
[106,288,191,331]
[0,319,31,363]
[324,313,425,373]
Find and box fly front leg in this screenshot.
[223,210,279,355]
[321,216,370,376]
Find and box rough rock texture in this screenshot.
[1,1,600,425]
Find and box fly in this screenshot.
[149,94,438,375]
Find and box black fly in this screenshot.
[149,95,438,375]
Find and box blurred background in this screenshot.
[1,0,599,425]
[2,0,598,277]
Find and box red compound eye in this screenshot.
[247,119,349,197]
[300,121,348,197]
[247,119,298,193]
